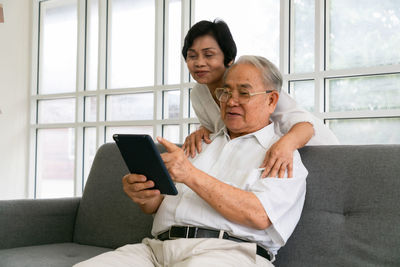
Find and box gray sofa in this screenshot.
[1,143,399,267]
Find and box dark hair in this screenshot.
[182,19,237,67]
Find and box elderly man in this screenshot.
[74,55,308,267]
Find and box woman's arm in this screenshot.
[184,84,221,157]
[191,84,219,133]
[270,91,315,135]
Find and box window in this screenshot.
[31,0,400,198]
[288,0,400,145]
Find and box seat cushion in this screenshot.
[0,243,111,267]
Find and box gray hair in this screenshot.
[225,55,282,93]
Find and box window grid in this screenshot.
[30,0,400,198]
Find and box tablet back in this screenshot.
[113,134,178,195]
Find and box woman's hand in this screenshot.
[260,135,296,178]
[182,126,212,158]
[261,122,314,178]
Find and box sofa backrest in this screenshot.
[73,143,154,249]
[275,145,400,267]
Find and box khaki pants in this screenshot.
[74,238,274,267]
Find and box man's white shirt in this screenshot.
[152,122,308,256]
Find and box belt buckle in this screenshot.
[169,225,190,240]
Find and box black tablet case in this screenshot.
[113,134,178,195]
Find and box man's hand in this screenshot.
[158,137,196,184]
[122,173,163,213]
[260,136,295,178]
[182,126,212,158]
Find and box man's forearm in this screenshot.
[184,168,271,230]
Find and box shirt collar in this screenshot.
[212,122,276,149]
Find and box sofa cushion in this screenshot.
[275,145,400,267]
[0,243,111,267]
[73,143,154,249]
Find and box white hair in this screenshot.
[225,55,282,93]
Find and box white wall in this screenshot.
[0,0,31,199]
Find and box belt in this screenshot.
[156,226,271,261]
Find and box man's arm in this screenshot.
[122,174,164,214]
[158,137,271,230]
[186,167,271,230]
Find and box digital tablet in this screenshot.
[113,134,178,195]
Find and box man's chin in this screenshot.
[226,128,246,139]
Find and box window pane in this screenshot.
[292,0,315,73]
[327,0,400,70]
[83,127,97,186]
[38,98,76,124]
[39,0,77,94]
[163,90,180,119]
[36,128,75,198]
[106,93,153,121]
[86,0,99,91]
[166,0,181,84]
[109,0,155,88]
[163,125,180,143]
[327,74,400,112]
[289,80,315,112]
[84,96,97,122]
[105,126,153,142]
[327,118,400,144]
[194,0,280,66]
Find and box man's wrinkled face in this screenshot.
[221,63,278,139]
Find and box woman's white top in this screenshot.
[190,83,339,145]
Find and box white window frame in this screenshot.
[29,0,400,198]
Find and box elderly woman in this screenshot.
[182,19,338,178]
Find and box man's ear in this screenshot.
[227,60,234,67]
[267,91,279,111]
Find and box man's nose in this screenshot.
[226,92,240,106]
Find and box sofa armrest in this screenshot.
[0,197,80,249]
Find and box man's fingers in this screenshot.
[123,174,146,184]
[130,180,154,191]
[160,152,173,163]
[157,137,179,153]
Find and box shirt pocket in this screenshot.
[242,168,264,191]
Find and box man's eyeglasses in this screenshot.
[215,87,273,104]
